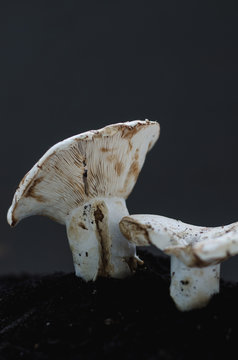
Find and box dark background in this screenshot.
[1,0,238,281]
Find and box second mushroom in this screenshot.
[120,214,238,311]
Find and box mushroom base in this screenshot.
[170,256,220,311]
[66,197,138,281]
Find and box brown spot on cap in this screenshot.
[101,147,109,152]
[101,147,114,152]
[120,160,140,196]
[134,149,139,161]
[127,141,133,153]
[128,161,140,181]
[24,177,45,202]
[107,154,117,162]
[121,123,144,140]
[114,161,124,176]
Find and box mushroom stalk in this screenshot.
[170,256,220,311]
[66,197,136,281]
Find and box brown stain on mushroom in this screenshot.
[118,122,150,154]
[78,222,88,230]
[107,154,117,162]
[148,141,153,151]
[119,148,140,196]
[121,124,143,140]
[191,253,214,267]
[193,254,229,267]
[127,141,133,153]
[119,217,151,246]
[90,130,101,137]
[122,160,140,193]
[101,147,109,152]
[94,206,104,222]
[130,161,140,179]
[165,243,227,268]
[9,211,18,227]
[91,121,153,143]
[101,147,115,152]
[24,177,45,202]
[134,148,139,161]
[94,202,113,277]
[114,161,124,176]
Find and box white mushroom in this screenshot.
[119,214,238,311]
[7,120,160,281]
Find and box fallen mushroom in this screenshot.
[119,214,238,311]
[7,120,160,281]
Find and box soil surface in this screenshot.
[0,250,237,360]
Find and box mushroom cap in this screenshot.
[8,120,160,226]
[119,215,238,267]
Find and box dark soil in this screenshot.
[0,250,237,360]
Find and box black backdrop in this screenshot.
[1,0,238,280]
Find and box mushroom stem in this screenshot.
[170,256,220,311]
[66,197,137,281]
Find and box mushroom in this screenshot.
[119,214,238,311]
[7,120,160,281]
